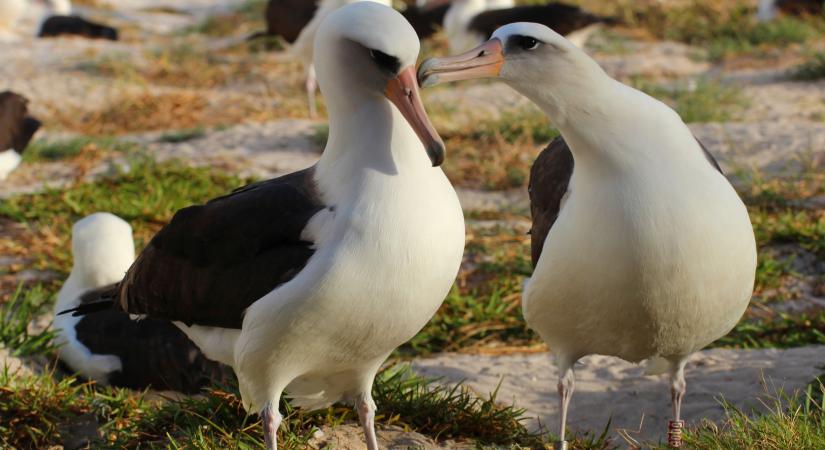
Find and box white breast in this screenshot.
[524,100,756,363]
[0,149,22,180]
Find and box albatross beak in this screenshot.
[385,66,445,166]
[417,38,504,88]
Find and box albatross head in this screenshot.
[314,2,445,166]
[418,22,609,121]
[70,213,135,288]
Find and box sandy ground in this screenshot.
[414,346,825,445]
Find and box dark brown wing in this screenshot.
[402,3,450,39]
[0,91,41,153]
[469,3,616,39]
[119,167,326,329]
[528,136,573,267]
[265,0,318,42]
[73,286,233,393]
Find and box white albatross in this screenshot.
[53,213,230,393]
[419,22,757,448]
[64,3,465,449]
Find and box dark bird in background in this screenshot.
[401,2,450,39]
[38,15,118,40]
[758,0,824,21]
[0,91,41,180]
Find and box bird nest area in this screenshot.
[2,0,825,448]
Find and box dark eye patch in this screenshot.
[507,35,540,51]
[370,49,401,74]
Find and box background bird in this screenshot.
[65,3,465,449]
[53,213,231,393]
[419,22,756,448]
[0,91,41,181]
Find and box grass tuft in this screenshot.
[793,52,825,80]
[0,285,55,357]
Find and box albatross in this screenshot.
[441,0,615,53]
[0,91,41,181]
[419,22,756,448]
[53,213,230,393]
[66,3,465,449]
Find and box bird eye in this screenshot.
[370,49,400,73]
[517,36,539,51]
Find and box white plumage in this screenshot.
[172,3,464,449]
[0,149,22,180]
[419,22,756,447]
[53,212,135,383]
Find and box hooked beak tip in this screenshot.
[427,140,445,167]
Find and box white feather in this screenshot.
[52,213,136,384]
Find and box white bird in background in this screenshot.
[0,0,72,40]
[65,3,465,449]
[420,22,756,448]
[53,213,230,393]
[290,0,392,117]
[53,213,136,383]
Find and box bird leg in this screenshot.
[556,358,575,450]
[668,360,687,448]
[306,65,318,118]
[261,402,282,450]
[356,392,379,450]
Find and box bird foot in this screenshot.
[667,420,684,448]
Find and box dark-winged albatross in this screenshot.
[419,22,756,448]
[443,0,615,53]
[0,91,41,181]
[53,213,230,393]
[65,3,464,449]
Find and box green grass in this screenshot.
[632,77,747,123]
[716,311,825,349]
[625,1,824,61]
[0,362,555,449]
[186,0,267,37]
[671,386,825,449]
[0,285,56,357]
[22,137,139,163]
[0,157,245,274]
[794,52,825,80]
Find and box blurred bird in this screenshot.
[53,213,231,393]
[758,0,823,22]
[0,0,72,40]
[39,15,118,40]
[0,91,40,181]
[420,22,756,448]
[442,0,615,53]
[290,0,392,117]
[63,4,464,449]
